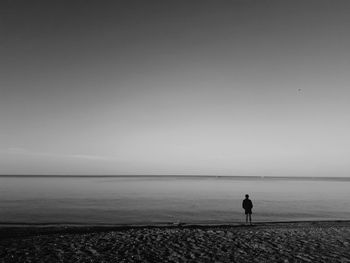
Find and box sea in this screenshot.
[1,176,349,225]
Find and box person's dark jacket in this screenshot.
[242,199,253,210]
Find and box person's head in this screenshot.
[245,194,249,199]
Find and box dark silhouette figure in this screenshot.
[242,194,253,225]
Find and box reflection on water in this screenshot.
[0,176,350,224]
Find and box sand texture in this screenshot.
[1,222,350,262]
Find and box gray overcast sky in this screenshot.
[1,0,350,176]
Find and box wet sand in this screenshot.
[1,221,350,262]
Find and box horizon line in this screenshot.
[0,175,349,180]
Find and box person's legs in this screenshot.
[245,214,248,224]
[248,214,252,225]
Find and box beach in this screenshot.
[1,221,350,262]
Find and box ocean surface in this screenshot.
[1,176,350,225]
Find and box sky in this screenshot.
[1,0,350,176]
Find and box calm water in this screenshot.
[0,176,350,225]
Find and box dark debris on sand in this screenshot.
[1,222,350,262]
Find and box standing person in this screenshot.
[242,194,253,225]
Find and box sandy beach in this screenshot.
[1,221,350,262]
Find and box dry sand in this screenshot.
[1,221,350,262]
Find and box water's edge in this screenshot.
[1,220,350,239]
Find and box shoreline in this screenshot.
[1,220,350,239]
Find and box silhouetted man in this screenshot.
[242,194,253,225]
